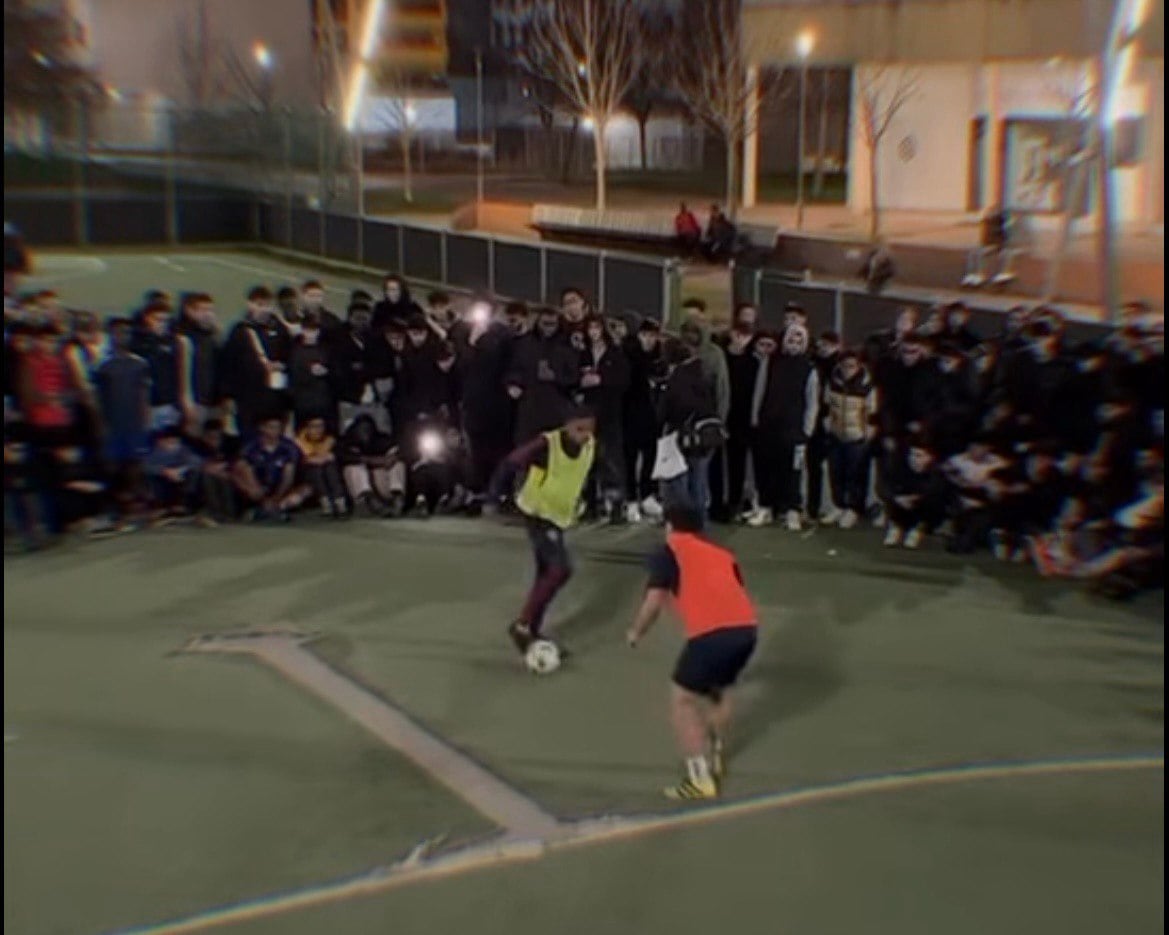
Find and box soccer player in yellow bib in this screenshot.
[488,407,597,655]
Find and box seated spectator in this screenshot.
[674,202,702,253]
[232,414,308,522]
[883,441,950,549]
[860,245,895,294]
[190,418,239,523]
[701,205,739,263]
[295,416,349,518]
[405,422,470,517]
[51,443,117,538]
[144,426,206,525]
[337,414,402,517]
[824,350,878,529]
[993,441,1070,562]
[942,433,1011,554]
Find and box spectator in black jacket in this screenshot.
[289,315,335,431]
[505,307,579,443]
[623,319,665,519]
[300,280,344,344]
[372,274,422,331]
[460,303,516,510]
[331,303,381,433]
[930,342,979,456]
[174,292,221,435]
[221,286,291,438]
[745,324,819,531]
[578,314,630,520]
[657,321,718,523]
[133,302,183,432]
[883,442,951,549]
[808,330,842,522]
[720,322,760,521]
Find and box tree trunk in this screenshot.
[637,114,649,171]
[401,131,414,203]
[725,136,737,219]
[813,70,829,197]
[868,139,880,242]
[593,121,607,211]
[560,118,578,186]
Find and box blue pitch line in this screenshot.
[104,751,1165,935]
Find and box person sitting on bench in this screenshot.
[702,205,739,263]
[674,203,702,254]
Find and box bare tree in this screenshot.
[1042,66,1098,300]
[373,83,418,205]
[175,0,225,109]
[855,65,919,241]
[223,47,276,112]
[499,0,643,210]
[674,0,772,218]
[623,7,676,172]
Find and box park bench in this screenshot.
[530,204,780,263]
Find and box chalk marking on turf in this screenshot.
[180,256,351,295]
[26,254,108,285]
[110,752,1163,935]
[154,257,187,273]
[180,630,560,840]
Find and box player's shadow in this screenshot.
[730,609,845,760]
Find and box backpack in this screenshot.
[680,414,727,455]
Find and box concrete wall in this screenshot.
[848,59,1164,227]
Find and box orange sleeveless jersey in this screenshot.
[666,532,757,639]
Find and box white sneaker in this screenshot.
[784,510,802,532]
[746,508,774,528]
[320,496,334,517]
[962,273,985,288]
[838,509,858,529]
[871,507,887,529]
[904,526,923,549]
[819,506,843,525]
[884,525,905,547]
[640,496,663,520]
[624,503,642,524]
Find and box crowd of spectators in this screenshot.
[3,247,1163,599]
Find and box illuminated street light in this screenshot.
[795,31,815,229]
[405,102,418,125]
[253,42,273,70]
[344,0,387,131]
[581,115,595,131]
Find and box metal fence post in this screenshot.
[440,229,449,284]
[487,236,496,296]
[833,285,845,340]
[661,260,678,327]
[597,251,607,311]
[539,246,548,303]
[282,108,293,247]
[71,96,89,246]
[397,224,405,274]
[317,110,327,257]
[164,107,178,244]
[753,268,763,308]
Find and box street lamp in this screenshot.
[795,30,815,230]
[253,42,273,70]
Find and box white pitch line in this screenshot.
[181,256,351,296]
[113,752,1164,935]
[154,257,187,273]
[182,631,559,840]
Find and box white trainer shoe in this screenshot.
[904,526,924,549]
[838,509,858,529]
[784,510,802,532]
[819,506,843,525]
[884,525,905,547]
[640,496,663,520]
[625,503,642,524]
[746,508,774,528]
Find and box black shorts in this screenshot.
[524,515,571,571]
[672,626,757,699]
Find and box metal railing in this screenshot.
[256,202,681,324]
[732,264,1111,344]
[2,185,681,325]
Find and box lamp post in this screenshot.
[475,48,485,206]
[795,31,814,230]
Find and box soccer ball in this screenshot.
[525,639,561,675]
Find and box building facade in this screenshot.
[742,0,1164,229]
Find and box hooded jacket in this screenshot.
[372,283,423,332]
[690,319,730,421]
[825,363,877,443]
